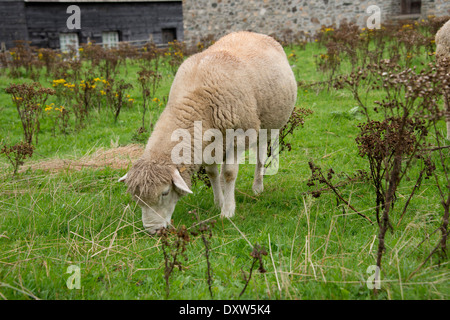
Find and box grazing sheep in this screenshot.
[435,18,450,140]
[119,31,297,234]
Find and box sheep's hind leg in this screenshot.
[252,146,265,195]
[205,164,224,208]
[220,162,239,218]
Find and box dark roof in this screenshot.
[0,0,180,2]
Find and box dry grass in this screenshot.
[17,144,144,173]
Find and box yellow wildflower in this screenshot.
[402,24,413,30]
[52,79,66,86]
[53,106,65,112]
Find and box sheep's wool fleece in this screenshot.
[436,19,450,60]
[126,31,297,203]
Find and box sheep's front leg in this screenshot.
[220,162,239,218]
[204,164,224,208]
[252,146,265,195]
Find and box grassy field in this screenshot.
[0,39,449,300]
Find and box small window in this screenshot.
[162,28,177,43]
[59,33,79,52]
[401,0,421,15]
[102,31,119,48]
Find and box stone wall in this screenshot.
[423,0,450,17]
[182,0,450,47]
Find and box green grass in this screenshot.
[0,43,448,300]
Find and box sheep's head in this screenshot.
[119,158,192,234]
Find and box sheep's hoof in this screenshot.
[252,182,264,195]
[220,204,235,218]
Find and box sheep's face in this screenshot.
[119,161,192,235]
[138,184,181,234]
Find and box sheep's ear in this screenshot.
[172,169,193,194]
[118,173,128,183]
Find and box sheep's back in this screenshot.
[169,31,297,131]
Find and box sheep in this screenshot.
[435,18,450,140]
[119,31,297,234]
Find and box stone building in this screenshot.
[0,0,183,50]
[182,0,450,47]
[2,0,449,51]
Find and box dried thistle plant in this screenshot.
[306,161,373,224]
[137,65,162,132]
[278,107,314,153]
[165,40,186,75]
[8,40,41,79]
[189,209,216,298]
[335,56,450,294]
[158,225,191,298]
[239,243,267,298]
[5,82,55,145]
[265,106,313,169]
[105,78,133,123]
[0,141,35,175]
